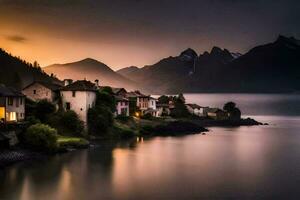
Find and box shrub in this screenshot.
[25,123,58,152]
[113,125,135,139]
[141,113,153,120]
[115,115,132,123]
[47,111,84,136]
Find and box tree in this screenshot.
[223,102,236,112]
[158,95,170,104]
[223,102,241,120]
[170,94,190,118]
[96,88,116,112]
[178,93,185,103]
[35,100,56,122]
[88,106,113,136]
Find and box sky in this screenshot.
[0,0,300,70]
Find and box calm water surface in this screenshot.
[1,94,300,200]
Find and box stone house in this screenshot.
[22,81,62,102]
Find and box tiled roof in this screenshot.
[126,91,149,98]
[60,80,98,91]
[23,81,62,91]
[115,95,129,101]
[186,104,202,109]
[0,84,24,97]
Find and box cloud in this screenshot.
[6,35,27,43]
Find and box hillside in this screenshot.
[117,35,300,93]
[0,48,61,89]
[44,58,138,90]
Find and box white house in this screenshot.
[0,85,25,123]
[60,80,97,124]
[22,81,62,102]
[115,96,129,116]
[186,104,209,117]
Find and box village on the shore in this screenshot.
[0,78,255,156]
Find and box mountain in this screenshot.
[118,46,237,93]
[116,66,140,77]
[117,35,300,93]
[44,58,138,90]
[0,48,61,90]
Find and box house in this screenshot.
[207,108,229,120]
[111,88,127,97]
[156,103,171,117]
[115,95,130,116]
[144,97,159,117]
[22,81,62,102]
[60,80,98,124]
[126,91,150,114]
[186,104,209,117]
[0,85,25,123]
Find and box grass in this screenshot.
[57,136,89,149]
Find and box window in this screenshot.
[72,91,76,97]
[66,102,71,110]
[33,90,36,94]
[20,98,23,105]
[8,97,13,106]
[16,98,19,107]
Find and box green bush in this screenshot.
[25,123,58,152]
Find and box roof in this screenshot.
[126,91,149,98]
[23,81,62,91]
[0,85,24,97]
[156,103,170,108]
[112,87,127,94]
[115,95,129,102]
[207,108,225,113]
[60,80,98,91]
[186,104,201,109]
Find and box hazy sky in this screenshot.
[0,0,299,69]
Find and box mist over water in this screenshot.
[1,94,300,199]
[181,93,300,116]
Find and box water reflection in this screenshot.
[1,116,300,199]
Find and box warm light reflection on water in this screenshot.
[1,94,300,199]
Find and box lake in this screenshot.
[1,94,300,200]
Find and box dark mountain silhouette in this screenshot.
[117,35,300,93]
[44,58,138,90]
[0,48,61,90]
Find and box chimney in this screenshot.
[95,79,99,88]
[64,79,73,86]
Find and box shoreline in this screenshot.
[0,117,265,169]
